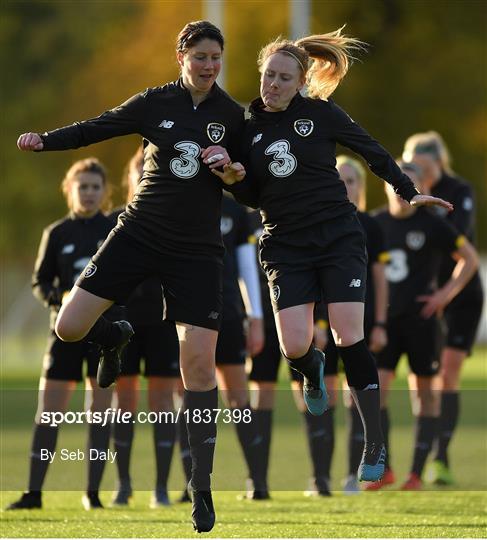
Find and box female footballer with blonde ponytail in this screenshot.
[218,26,453,485]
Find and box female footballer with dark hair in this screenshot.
[178,193,265,502]
[108,147,180,508]
[17,20,245,533]
[7,158,117,511]
[217,27,453,483]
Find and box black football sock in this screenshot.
[283,345,322,386]
[177,413,192,483]
[412,416,438,477]
[87,423,111,492]
[28,424,59,493]
[85,316,123,347]
[253,409,273,486]
[435,392,459,466]
[339,340,383,444]
[348,405,364,476]
[153,419,176,490]
[113,414,134,485]
[234,404,265,488]
[303,407,335,480]
[184,387,218,491]
[381,408,391,469]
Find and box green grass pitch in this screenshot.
[1,343,486,537]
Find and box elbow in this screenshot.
[467,244,480,273]
[471,253,480,276]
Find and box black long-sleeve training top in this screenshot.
[39,79,245,261]
[229,93,418,236]
[32,212,116,329]
[373,207,462,319]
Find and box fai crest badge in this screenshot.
[270,284,281,302]
[406,231,425,251]
[207,123,225,143]
[294,119,314,137]
[83,262,97,278]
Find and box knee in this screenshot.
[224,391,248,410]
[418,392,440,416]
[116,394,138,414]
[55,315,83,342]
[190,367,215,390]
[250,382,275,409]
[380,389,389,408]
[181,351,215,391]
[280,339,310,359]
[333,333,363,348]
[440,370,460,391]
[416,388,439,416]
[378,374,392,406]
[148,393,174,412]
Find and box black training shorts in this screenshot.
[442,291,484,355]
[376,314,443,376]
[76,228,223,331]
[120,322,180,377]
[215,316,247,365]
[42,331,100,381]
[259,213,367,313]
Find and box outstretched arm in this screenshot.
[410,194,453,212]
[16,91,146,152]
[18,132,43,151]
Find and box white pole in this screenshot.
[290,0,310,40]
[204,0,226,89]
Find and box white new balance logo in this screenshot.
[159,120,174,129]
[349,279,361,287]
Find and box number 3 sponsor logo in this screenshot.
[170,141,201,179]
[385,249,409,283]
[265,139,297,178]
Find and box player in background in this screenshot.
[178,193,265,501]
[370,161,478,490]
[402,132,484,486]
[315,155,389,495]
[16,20,246,533]
[7,158,117,510]
[246,208,281,499]
[108,147,180,508]
[220,28,453,484]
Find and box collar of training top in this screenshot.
[68,210,103,223]
[175,77,221,102]
[249,91,305,121]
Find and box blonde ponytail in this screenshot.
[295,26,366,100]
[258,27,366,101]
